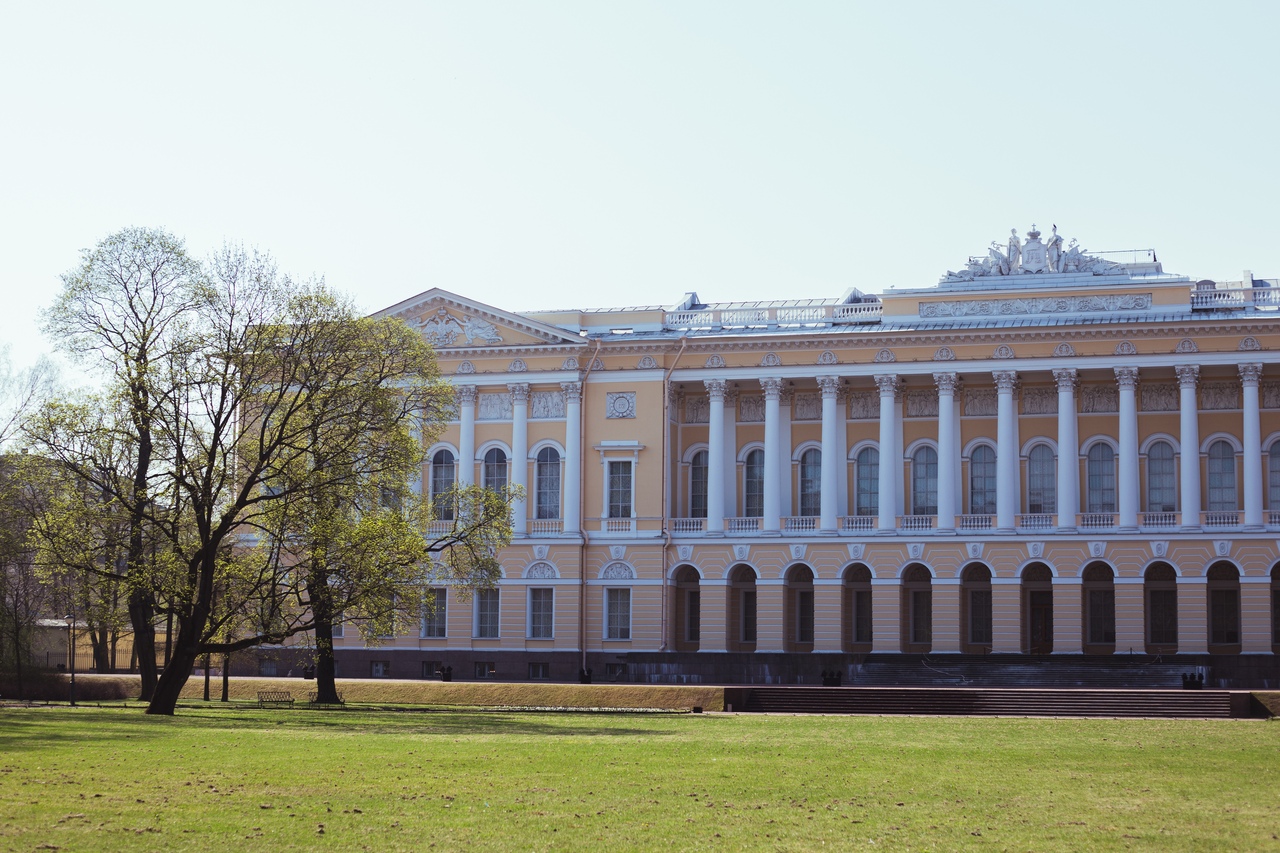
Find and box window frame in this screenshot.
[534,446,562,520]
[911,446,938,516]
[474,587,500,639]
[1085,442,1117,514]
[605,587,632,640]
[1145,440,1177,513]
[527,587,554,640]
[743,448,765,518]
[482,446,508,492]
[420,588,447,639]
[968,444,997,516]
[1026,444,1057,514]
[430,448,457,520]
[854,447,879,517]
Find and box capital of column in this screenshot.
[933,372,960,395]
[992,370,1019,393]
[1174,364,1199,388]
[1052,367,1078,391]
[1114,367,1140,388]
[560,381,582,403]
[760,377,784,400]
[507,382,530,403]
[705,378,728,401]
[456,384,478,405]
[873,374,900,397]
[816,375,840,397]
[1239,363,1264,386]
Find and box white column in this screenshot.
[993,370,1018,533]
[706,379,727,535]
[1053,368,1079,533]
[779,389,794,520]
[934,372,959,533]
[817,375,840,534]
[723,388,738,519]
[1176,365,1200,531]
[1115,367,1140,532]
[509,383,529,536]
[874,375,899,533]
[457,385,477,486]
[1240,363,1265,530]
[761,378,782,534]
[836,389,849,518]
[561,381,582,535]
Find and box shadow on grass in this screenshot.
[0,704,680,750]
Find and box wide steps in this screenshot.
[740,687,1235,718]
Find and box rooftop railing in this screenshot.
[664,301,882,330]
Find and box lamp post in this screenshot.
[66,614,76,707]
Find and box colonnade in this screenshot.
[692,363,1268,535]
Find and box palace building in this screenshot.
[330,226,1280,685]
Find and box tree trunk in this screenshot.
[309,564,342,704]
[146,636,198,715]
[128,588,158,700]
[221,652,230,702]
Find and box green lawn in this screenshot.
[0,705,1276,851]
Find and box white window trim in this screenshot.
[604,587,632,641]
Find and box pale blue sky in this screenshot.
[2,2,1276,372]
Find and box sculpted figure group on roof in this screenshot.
[943,224,1126,282]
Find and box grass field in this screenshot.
[1,705,1277,852]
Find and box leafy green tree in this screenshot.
[30,230,515,714]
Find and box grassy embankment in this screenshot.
[0,706,1276,851]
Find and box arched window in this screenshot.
[1269,440,1280,510]
[1146,440,1176,513]
[743,449,765,518]
[430,449,456,520]
[912,446,938,516]
[689,450,708,519]
[854,447,879,517]
[1086,444,1116,513]
[1207,440,1238,512]
[535,447,561,519]
[482,447,507,492]
[1026,444,1056,514]
[969,445,996,515]
[798,448,821,517]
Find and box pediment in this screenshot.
[373,288,584,350]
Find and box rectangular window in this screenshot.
[475,588,500,639]
[330,622,344,639]
[686,589,701,642]
[741,589,757,643]
[690,454,708,519]
[528,588,554,639]
[421,588,447,638]
[604,662,626,681]
[1210,589,1239,645]
[1148,589,1178,645]
[911,589,933,644]
[1147,445,1177,512]
[606,588,631,640]
[853,590,872,643]
[535,450,561,519]
[1088,589,1116,644]
[799,450,822,517]
[528,662,550,680]
[1273,589,1280,644]
[370,661,390,678]
[969,589,992,645]
[796,589,815,643]
[744,451,765,518]
[608,461,633,518]
[855,450,879,517]
[474,661,496,679]
[422,660,442,679]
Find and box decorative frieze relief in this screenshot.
[1081,385,1118,413]
[1174,339,1199,354]
[817,350,839,365]
[904,389,938,418]
[705,354,725,368]
[993,344,1016,359]
[739,395,764,422]
[873,348,897,363]
[1238,336,1262,352]
[1264,382,1280,409]
[477,392,513,420]
[456,360,475,374]
[637,355,658,369]
[761,352,782,367]
[848,391,878,420]
[792,393,821,421]
[933,346,956,361]
[964,388,997,416]
[1053,342,1076,357]
[1140,383,1178,412]
[685,395,709,424]
[606,392,636,419]
[1200,382,1239,411]
[1114,341,1137,356]
[919,292,1152,318]
[531,391,565,419]
[1021,387,1058,415]
[561,357,579,370]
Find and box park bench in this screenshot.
[257,690,294,709]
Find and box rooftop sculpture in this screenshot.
[942,225,1126,282]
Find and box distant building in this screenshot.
[331,226,1280,684]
